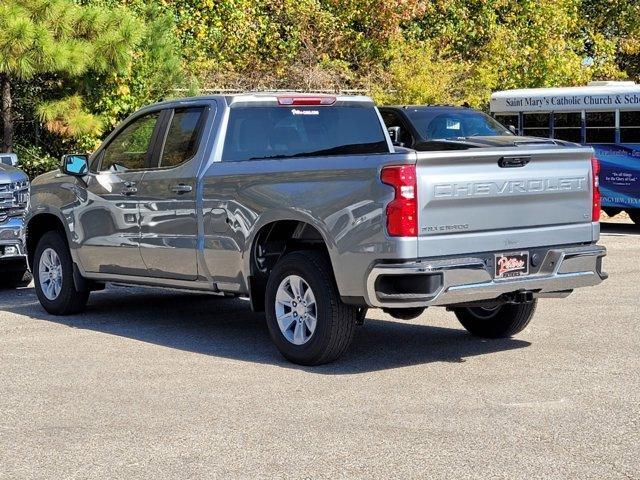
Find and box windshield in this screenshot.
[222,106,389,161]
[406,109,512,140]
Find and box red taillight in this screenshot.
[277,96,336,106]
[381,165,417,237]
[591,157,601,221]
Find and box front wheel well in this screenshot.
[249,220,331,312]
[26,214,67,268]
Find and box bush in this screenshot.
[13,143,60,180]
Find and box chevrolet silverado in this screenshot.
[25,94,607,365]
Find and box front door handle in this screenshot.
[171,183,193,194]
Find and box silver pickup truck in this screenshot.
[0,156,29,288]
[25,93,607,365]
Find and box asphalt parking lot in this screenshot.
[1,222,638,479]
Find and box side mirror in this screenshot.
[0,153,18,167]
[507,125,517,135]
[61,154,89,176]
[387,126,404,146]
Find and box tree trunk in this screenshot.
[1,74,12,153]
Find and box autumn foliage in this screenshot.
[1,0,639,174]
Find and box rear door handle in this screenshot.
[171,184,193,194]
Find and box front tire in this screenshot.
[453,300,537,338]
[34,231,89,315]
[265,250,358,365]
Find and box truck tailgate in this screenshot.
[415,146,597,257]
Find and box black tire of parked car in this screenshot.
[453,300,537,338]
[629,210,640,226]
[0,269,31,288]
[33,231,89,315]
[265,250,358,365]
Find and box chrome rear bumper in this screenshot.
[366,245,607,308]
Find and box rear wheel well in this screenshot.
[249,220,331,312]
[26,214,67,269]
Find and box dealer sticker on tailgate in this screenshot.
[495,252,529,278]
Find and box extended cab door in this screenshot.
[76,111,162,276]
[136,105,210,280]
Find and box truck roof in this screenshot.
[141,92,375,110]
[224,92,374,107]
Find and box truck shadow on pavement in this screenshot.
[0,285,530,374]
[600,221,639,236]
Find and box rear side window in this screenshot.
[160,107,205,167]
[222,106,388,162]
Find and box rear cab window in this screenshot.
[222,102,389,162]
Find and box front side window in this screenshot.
[160,107,205,167]
[100,112,160,172]
[405,109,511,140]
[380,111,414,145]
[222,106,388,162]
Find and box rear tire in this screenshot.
[33,231,89,315]
[453,300,537,338]
[265,250,358,365]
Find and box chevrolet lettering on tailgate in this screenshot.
[433,177,587,198]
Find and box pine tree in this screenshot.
[0,0,142,152]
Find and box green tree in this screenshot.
[0,0,149,152]
[156,0,426,91]
[371,40,472,106]
[580,0,640,80]
[396,0,625,108]
[78,0,183,133]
